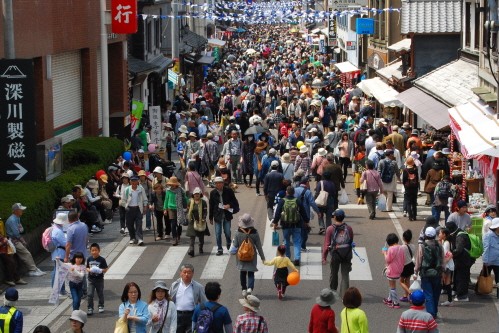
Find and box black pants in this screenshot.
[0,253,20,282]
[339,157,350,181]
[255,176,262,194]
[176,310,194,333]
[243,174,254,186]
[454,262,471,298]
[405,189,418,219]
[154,209,170,237]
[488,265,499,283]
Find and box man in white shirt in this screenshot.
[385,139,403,169]
[124,176,148,246]
[170,264,208,333]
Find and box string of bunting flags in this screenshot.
[136,2,401,24]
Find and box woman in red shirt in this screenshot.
[308,288,338,333]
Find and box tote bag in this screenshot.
[315,181,329,207]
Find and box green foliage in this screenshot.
[0,137,123,231]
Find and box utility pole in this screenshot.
[100,0,110,137]
[2,0,15,58]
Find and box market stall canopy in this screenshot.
[356,77,404,107]
[387,39,411,52]
[376,61,406,81]
[448,101,499,158]
[208,38,226,48]
[397,87,449,130]
[334,61,359,73]
[197,55,215,65]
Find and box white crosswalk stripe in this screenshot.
[105,246,146,280]
[200,246,231,280]
[151,246,189,280]
[350,247,373,281]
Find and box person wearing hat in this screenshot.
[151,166,168,190]
[137,170,153,231]
[322,209,354,298]
[209,176,240,256]
[396,290,438,332]
[414,226,444,318]
[185,132,202,173]
[198,116,209,137]
[192,281,232,333]
[232,213,266,297]
[50,213,69,295]
[234,295,269,332]
[384,125,405,157]
[161,123,175,161]
[123,175,149,246]
[483,217,499,289]
[65,309,87,333]
[0,287,23,333]
[377,149,400,212]
[146,281,177,333]
[295,145,312,178]
[445,221,472,302]
[308,288,339,333]
[221,130,244,184]
[186,187,209,257]
[406,128,423,152]
[163,177,188,246]
[280,153,295,181]
[482,205,498,236]
[5,203,46,277]
[201,132,220,181]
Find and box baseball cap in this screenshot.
[424,226,436,238]
[4,287,18,301]
[130,175,139,181]
[12,203,26,211]
[410,290,425,305]
[333,209,345,218]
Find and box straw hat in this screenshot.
[166,176,180,187]
[299,145,309,154]
[138,170,147,177]
[281,153,291,163]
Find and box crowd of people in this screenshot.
[1,23,498,333]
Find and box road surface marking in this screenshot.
[151,246,189,280]
[300,247,322,280]
[389,212,405,240]
[339,204,368,210]
[255,219,279,279]
[200,246,231,279]
[105,246,146,280]
[350,247,372,280]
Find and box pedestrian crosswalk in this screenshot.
[104,229,374,282]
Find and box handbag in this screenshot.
[360,179,368,191]
[338,188,349,205]
[272,230,280,246]
[476,264,493,295]
[6,239,16,254]
[114,317,128,333]
[315,181,329,207]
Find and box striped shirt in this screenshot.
[397,306,439,333]
[294,155,311,176]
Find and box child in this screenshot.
[67,251,86,310]
[382,233,405,309]
[399,230,415,302]
[150,183,168,240]
[439,227,454,306]
[264,245,298,300]
[86,243,109,316]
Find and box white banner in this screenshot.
[149,106,162,147]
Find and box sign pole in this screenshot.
[2,0,15,59]
[100,0,110,137]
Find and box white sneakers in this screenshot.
[28,268,46,277]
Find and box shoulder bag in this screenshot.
[315,181,329,207]
[156,300,170,333]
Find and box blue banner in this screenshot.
[356,18,374,34]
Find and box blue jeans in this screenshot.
[240,271,255,290]
[431,205,450,223]
[145,209,151,229]
[51,259,66,294]
[318,196,335,229]
[215,219,231,251]
[283,227,302,261]
[421,276,441,318]
[301,227,309,250]
[69,281,83,310]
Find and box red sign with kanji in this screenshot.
[111,0,138,34]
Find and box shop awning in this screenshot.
[448,101,499,158]
[197,55,215,65]
[334,61,359,73]
[387,38,411,52]
[180,28,208,52]
[149,55,173,73]
[397,87,449,130]
[128,56,158,75]
[310,28,321,34]
[376,61,405,81]
[356,77,404,107]
[208,38,226,48]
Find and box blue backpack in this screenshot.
[194,303,221,333]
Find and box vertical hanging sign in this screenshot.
[0,59,37,181]
[111,0,138,34]
[148,106,162,147]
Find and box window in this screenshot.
[379,0,385,40]
[147,21,152,53]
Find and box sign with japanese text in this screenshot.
[148,106,162,147]
[0,59,37,181]
[111,0,138,34]
[319,38,326,53]
[346,41,356,50]
[328,10,337,39]
[356,18,374,34]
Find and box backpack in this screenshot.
[458,231,483,259]
[281,198,300,224]
[405,169,418,188]
[194,303,222,333]
[41,226,56,252]
[380,160,395,183]
[355,130,367,146]
[421,240,442,277]
[435,181,452,203]
[329,224,352,260]
[237,229,255,262]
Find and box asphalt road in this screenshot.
[29,174,499,333]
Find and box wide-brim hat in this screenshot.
[318,148,327,157]
[192,187,203,196]
[238,213,255,228]
[53,213,68,225]
[299,146,309,154]
[239,295,261,312]
[189,132,197,138]
[316,288,338,306]
[402,122,411,129]
[86,179,98,189]
[167,176,180,187]
[490,218,499,230]
[153,166,163,174]
[152,281,169,292]
[179,133,187,139]
[69,310,87,325]
[178,125,188,133]
[138,170,147,177]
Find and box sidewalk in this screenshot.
[10,218,128,333]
